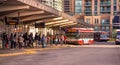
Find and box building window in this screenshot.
[106,26,110,31]
[94,26,98,31]
[94,0,98,5]
[95,19,99,24]
[101,26,106,31]
[75,7,82,13]
[75,0,82,14]
[101,26,110,31]
[86,18,90,24]
[114,6,117,11]
[101,19,110,25]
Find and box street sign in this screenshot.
[5,17,19,25]
[35,22,45,28]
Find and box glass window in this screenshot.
[86,18,90,24]
[106,26,110,31]
[75,7,82,13]
[95,26,98,31]
[101,26,106,31]
[75,0,82,13]
[101,19,110,24]
[94,0,97,5]
[114,6,116,11]
[95,19,99,24]
[94,6,97,11]
[75,0,82,6]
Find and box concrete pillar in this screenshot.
[98,0,100,15]
[92,0,94,16]
[116,0,119,12]
[82,0,85,14]
[111,0,114,15]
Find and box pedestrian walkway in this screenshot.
[0,44,73,57]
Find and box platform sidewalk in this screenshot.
[0,44,74,57]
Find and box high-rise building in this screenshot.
[63,0,120,37]
[40,0,63,11]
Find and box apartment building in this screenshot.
[63,0,120,37]
[40,0,63,11]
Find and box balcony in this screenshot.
[84,2,91,6]
[100,2,111,6]
[84,9,92,12]
[100,9,110,12]
[85,13,92,16]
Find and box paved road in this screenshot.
[94,41,115,45]
[0,44,120,65]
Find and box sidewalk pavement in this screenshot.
[0,44,74,57]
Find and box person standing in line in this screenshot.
[34,33,39,48]
[41,34,45,48]
[29,33,34,48]
[58,35,61,45]
[50,35,53,46]
[10,33,14,49]
[23,32,29,48]
[13,33,18,48]
[1,32,7,49]
[54,35,58,46]
[5,33,9,48]
[38,34,41,45]
[60,34,64,46]
[18,34,24,49]
[64,35,67,44]
[47,35,50,46]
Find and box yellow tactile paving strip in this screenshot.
[0,45,73,57]
[0,49,36,57]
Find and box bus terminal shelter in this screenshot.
[0,0,93,36]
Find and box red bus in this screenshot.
[65,28,94,45]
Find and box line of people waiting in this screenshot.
[0,32,67,49]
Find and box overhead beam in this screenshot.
[60,23,77,27]
[0,10,20,18]
[23,16,56,24]
[47,21,76,28]
[21,15,55,22]
[45,19,69,25]
[51,21,76,27]
[36,17,63,23]
[7,10,44,17]
[0,5,30,12]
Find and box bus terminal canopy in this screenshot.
[0,0,93,28]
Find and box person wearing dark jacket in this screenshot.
[29,33,34,48]
[34,33,39,47]
[23,32,29,48]
[10,33,14,49]
[1,32,7,49]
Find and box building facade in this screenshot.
[63,0,120,37]
[40,0,63,11]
